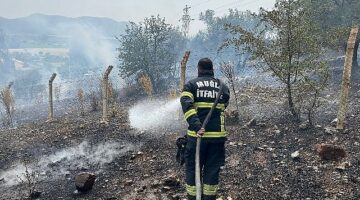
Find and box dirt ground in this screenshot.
[0,67,360,199]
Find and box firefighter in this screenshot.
[180,58,230,200]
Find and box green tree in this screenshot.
[117,15,185,93]
[305,0,360,68]
[190,9,258,72]
[223,0,328,120]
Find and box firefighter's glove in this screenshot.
[176,136,187,166]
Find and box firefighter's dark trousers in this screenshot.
[185,137,225,200]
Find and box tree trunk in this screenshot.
[286,80,298,119]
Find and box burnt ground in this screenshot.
[0,81,360,200]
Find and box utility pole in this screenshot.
[179,5,194,38]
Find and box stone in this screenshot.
[162,175,180,187]
[124,180,133,186]
[335,162,351,171]
[246,118,257,127]
[75,172,96,192]
[291,151,300,159]
[315,144,346,161]
[162,186,171,191]
[330,118,338,127]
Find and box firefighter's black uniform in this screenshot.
[180,60,230,200]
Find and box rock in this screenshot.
[335,162,351,171]
[124,180,133,186]
[324,126,337,135]
[291,151,300,159]
[75,172,96,192]
[315,144,346,161]
[274,129,281,134]
[162,186,171,191]
[246,118,257,127]
[162,175,180,187]
[330,118,338,127]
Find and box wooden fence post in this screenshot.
[101,65,113,124]
[48,73,57,122]
[336,26,359,130]
[180,51,190,90]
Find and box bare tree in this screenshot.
[220,62,240,117]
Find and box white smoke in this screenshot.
[129,98,183,131]
[0,141,138,187]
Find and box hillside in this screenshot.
[0,14,128,48]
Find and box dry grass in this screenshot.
[0,84,15,126]
[139,73,153,97]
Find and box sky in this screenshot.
[0,0,276,35]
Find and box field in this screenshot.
[0,75,359,199]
